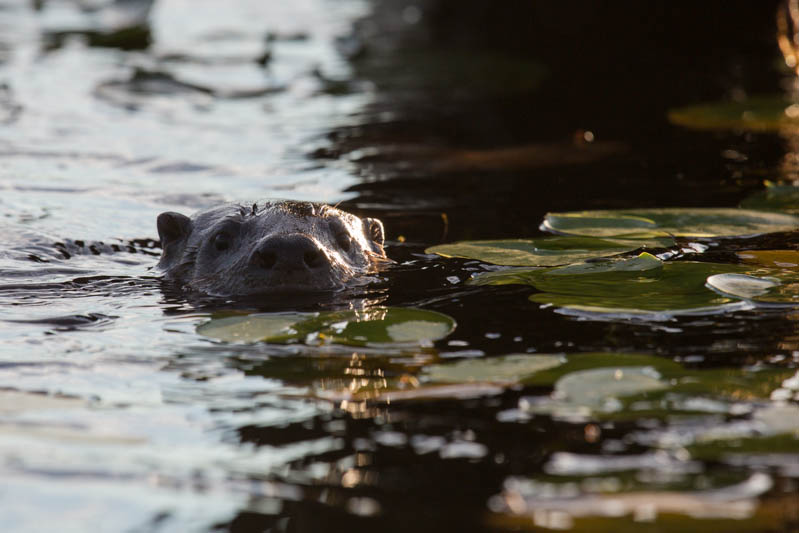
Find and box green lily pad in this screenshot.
[668,95,799,132]
[515,353,797,423]
[197,307,456,346]
[521,352,683,387]
[706,268,799,305]
[703,252,799,304]
[521,366,669,419]
[542,208,799,239]
[520,353,793,400]
[555,367,668,408]
[740,184,799,215]
[706,274,782,300]
[473,255,747,315]
[423,354,564,384]
[426,236,672,267]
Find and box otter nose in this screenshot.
[249,234,329,271]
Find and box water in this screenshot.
[0,0,798,531]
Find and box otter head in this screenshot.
[156,200,387,296]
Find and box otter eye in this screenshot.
[335,232,352,252]
[212,231,231,252]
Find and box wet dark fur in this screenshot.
[156,200,388,296]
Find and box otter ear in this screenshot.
[362,218,384,246]
[157,212,192,248]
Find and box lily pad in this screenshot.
[513,353,797,423]
[668,96,799,132]
[706,268,799,305]
[196,312,305,343]
[197,307,456,346]
[542,208,799,239]
[426,236,672,267]
[555,366,667,409]
[520,366,669,420]
[706,274,782,300]
[423,354,564,384]
[473,255,747,315]
[740,184,799,215]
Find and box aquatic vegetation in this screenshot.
[541,208,799,239]
[1,0,797,531]
[509,352,798,421]
[706,262,799,305]
[422,354,564,384]
[472,254,748,315]
[487,352,799,531]
[427,202,799,316]
[426,236,672,267]
[197,307,456,346]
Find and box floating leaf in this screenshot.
[473,256,747,315]
[699,250,799,305]
[423,354,564,384]
[426,236,672,267]
[197,307,456,346]
[520,352,683,387]
[706,274,781,300]
[706,269,799,305]
[196,313,305,343]
[740,184,799,215]
[551,366,667,411]
[517,360,670,421]
[519,365,674,422]
[668,96,799,132]
[541,251,663,276]
[512,353,797,423]
[542,208,799,239]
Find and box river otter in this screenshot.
[156,200,387,295]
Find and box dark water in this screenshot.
[1,1,798,531]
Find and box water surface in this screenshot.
[1,1,797,532]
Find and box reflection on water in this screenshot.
[0,0,798,532]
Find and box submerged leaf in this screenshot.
[197,307,456,345]
[542,208,799,239]
[426,236,671,267]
